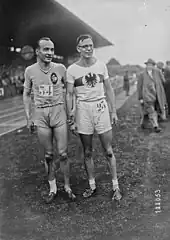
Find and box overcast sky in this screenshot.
[57,0,170,65]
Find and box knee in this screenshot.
[59,153,68,162]
[45,152,53,164]
[105,148,113,159]
[84,148,92,159]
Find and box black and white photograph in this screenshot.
[0,0,170,239]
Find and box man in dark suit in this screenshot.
[137,58,167,132]
[163,61,170,115]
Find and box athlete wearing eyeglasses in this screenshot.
[66,34,122,201]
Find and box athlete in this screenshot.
[23,37,76,204]
[66,34,122,201]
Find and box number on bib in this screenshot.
[96,100,106,112]
[39,85,53,97]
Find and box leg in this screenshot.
[140,104,148,128]
[53,123,76,200]
[94,99,121,200]
[80,134,94,181]
[127,83,130,96]
[160,108,166,121]
[53,123,69,187]
[126,86,129,96]
[148,105,161,132]
[99,130,122,201]
[37,127,55,181]
[74,101,96,197]
[140,114,148,128]
[79,134,96,198]
[37,126,57,203]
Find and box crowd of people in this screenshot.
[122,59,170,133]
[137,59,170,133]
[157,60,170,114]
[0,65,25,98]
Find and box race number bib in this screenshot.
[39,85,53,97]
[96,100,106,113]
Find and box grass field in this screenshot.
[1,92,170,240]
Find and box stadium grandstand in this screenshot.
[0,0,113,99]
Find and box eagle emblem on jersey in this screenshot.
[84,73,98,87]
[50,72,58,84]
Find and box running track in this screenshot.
[0,83,137,137]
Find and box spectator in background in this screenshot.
[156,62,165,75]
[15,75,24,95]
[123,70,130,96]
[164,61,170,82]
[156,62,167,119]
[2,72,12,97]
[164,61,170,115]
[137,58,167,133]
[0,77,3,88]
[0,77,4,98]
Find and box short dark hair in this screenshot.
[76,34,92,45]
[37,37,52,49]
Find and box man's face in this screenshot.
[166,63,170,69]
[157,63,164,70]
[157,65,162,70]
[146,63,154,71]
[78,38,94,58]
[37,40,54,63]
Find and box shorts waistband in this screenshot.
[36,103,63,109]
[77,98,105,103]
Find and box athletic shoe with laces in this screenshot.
[154,126,161,133]
[112,188,122,201]
[44,192,56,204]
[83,188,97,198]
[65,189,76,201]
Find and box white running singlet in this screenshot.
[66,60,109,102]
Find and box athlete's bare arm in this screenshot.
[66,67,76,117]
[104,78,117,114]
[66,82,74,117]
[23,88,32,121]
[23,68,32,122]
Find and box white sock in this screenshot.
[89,178,96,190]
[112,179,119,191]
[49,179,57,194]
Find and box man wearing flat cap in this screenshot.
[137,58,167,132]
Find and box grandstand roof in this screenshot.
[0,0,113,57]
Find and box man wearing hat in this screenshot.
[156,61,165,76]
[164,61,170,114]
[156,61,167,118]
[137,58,167,132]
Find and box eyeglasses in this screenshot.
[78,44,93,49]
